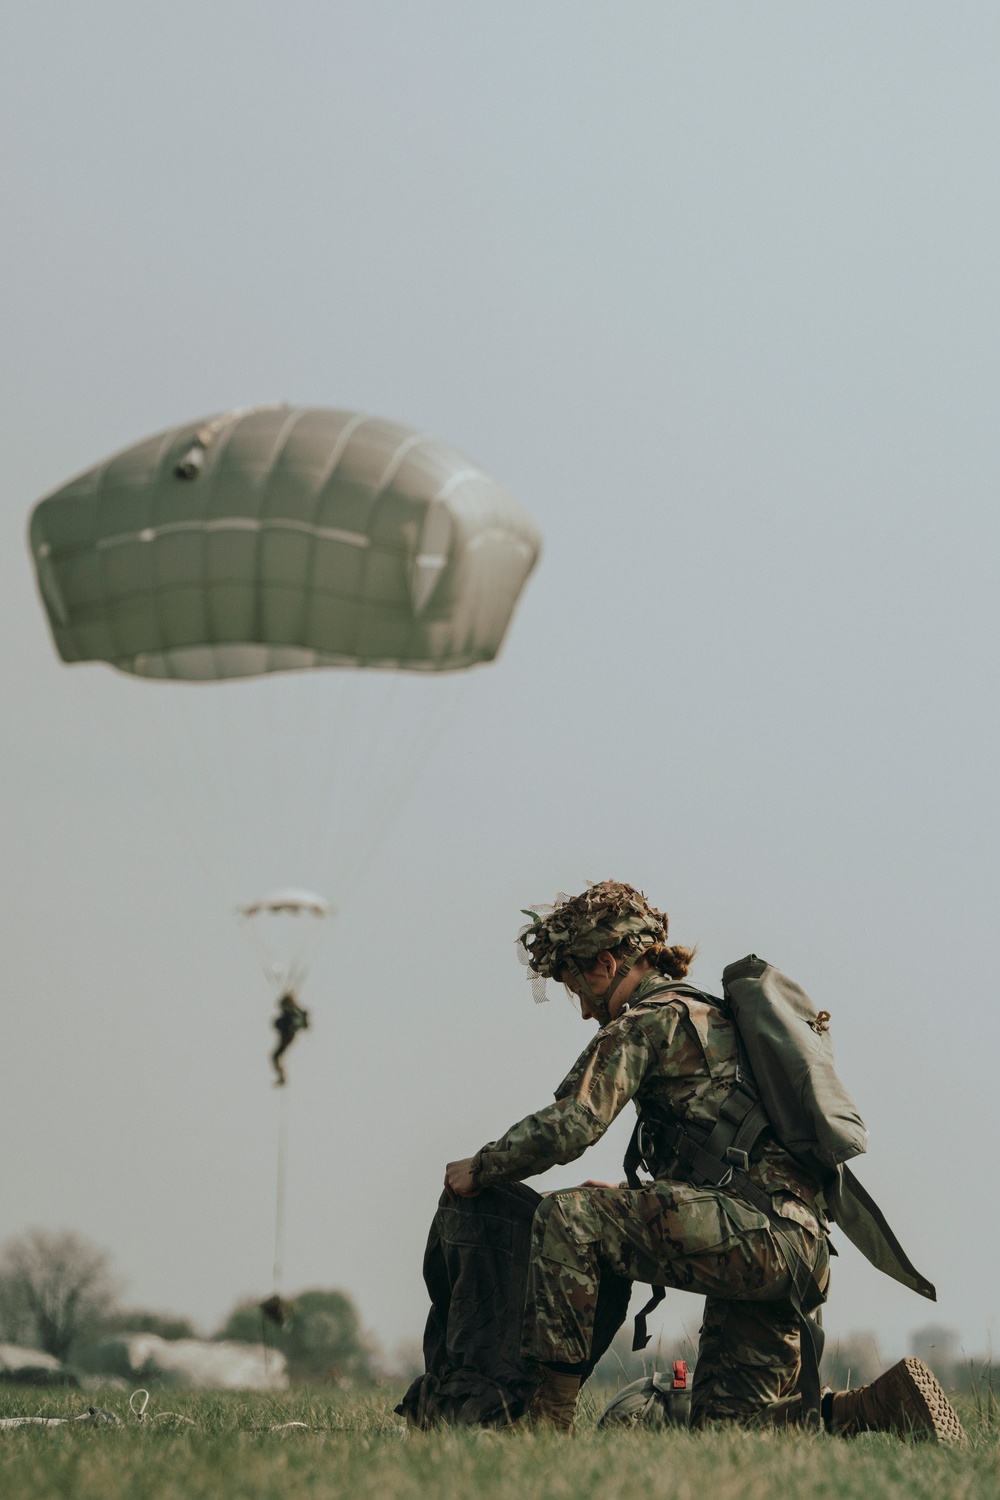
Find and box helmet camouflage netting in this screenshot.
[516,880,670,1003]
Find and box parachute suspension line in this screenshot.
[264,678,284,865]
[304,672,367,877]
[116,681,240,908]
[203,678,259,883]
[316,674,403,883]
[291,664,314,795]
[273,1084,289,1294]
[332,675,474,905]
[239,913,286,992]
[284,914,326,994]
[168,682,246,894]
[329,686,455,904]
[149,686,240,895]
[237,900,330,999]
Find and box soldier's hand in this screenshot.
[444,1157,480,1199]
[580,1180,619,1189]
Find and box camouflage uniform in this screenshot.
[470,970,830,1424]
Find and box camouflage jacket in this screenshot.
[471,973,826,1231]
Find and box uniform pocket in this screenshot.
[770,1192,822,1239]
[665,1182,767,1254]
[539,1190,602,1270]
[658,1186,743,1254]
[719,1194,771,1238]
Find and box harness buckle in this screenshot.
[724,1147,750,1173]
[633,1121,661,1180]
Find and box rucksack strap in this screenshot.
[631,1285,665,1351]
[622,1041,824,1417]
[625,1149,828,1421]
[624,1094,773,1356]
[628,982,724,1010]
[626,983,771,1181]
[768,1221,829,1427]
[628,1087,771,1193]
[624,975,836,1422]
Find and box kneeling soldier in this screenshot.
[444,882,963,1441]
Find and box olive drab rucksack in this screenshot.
[626,955,935,1297]
[624,955,936,1423]
[720,956,935,1298]
[720,955,868,1169]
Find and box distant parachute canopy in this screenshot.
[239,889,333,920]
[28,405,541,681]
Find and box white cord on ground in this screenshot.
[0,1389,305,1432]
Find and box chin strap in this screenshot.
[564,956,638,1028]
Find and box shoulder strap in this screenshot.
[628,983,770,1185]
[629,982,724,1009]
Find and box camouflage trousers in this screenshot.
[521,1182,829,1425]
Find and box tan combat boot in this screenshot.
[526,1371,581,1433]
[829,1357,966,1443]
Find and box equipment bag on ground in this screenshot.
[397,1183,632,1428]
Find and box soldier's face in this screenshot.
[561,953,617,1021]
[562,952,653,1024]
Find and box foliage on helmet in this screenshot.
[518,880,670,980]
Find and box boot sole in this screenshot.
[896,1358,967,1444]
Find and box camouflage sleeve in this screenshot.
[471,1013,663,1187]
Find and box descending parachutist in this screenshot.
[271,992,310,1086]
[260,1293,294,1328]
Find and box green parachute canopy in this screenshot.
[29,404,541,681]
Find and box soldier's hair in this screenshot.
[571,937,697,982]
[642,940,697,980]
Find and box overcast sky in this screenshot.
[2,1,998,1367]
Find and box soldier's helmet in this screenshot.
[516,880,670,1002]
[596,1371,692,1430]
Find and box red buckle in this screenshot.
[672,1359,688,1389]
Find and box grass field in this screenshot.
[0,1384,997,1500]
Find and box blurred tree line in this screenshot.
[584,1319,995,1399]
[2,1229,994,1398]
[0,1229,375,1382]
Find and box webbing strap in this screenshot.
[770,1220,827,1426]
[625,1112,663,1352]
[624,1098,826,1406]
[629,1091,771,1193]
[624,983,827,1416]
[623,1119,644,1191]
[628,1176,828,1409]
[795,1307,825,1428]
[632,1285,665,1351]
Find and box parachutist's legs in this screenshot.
[271,1041,289,1087]
[271,1003,307,1086]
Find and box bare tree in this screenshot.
[0,1230,120,1361]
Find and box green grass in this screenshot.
[0,1385,997,1500]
